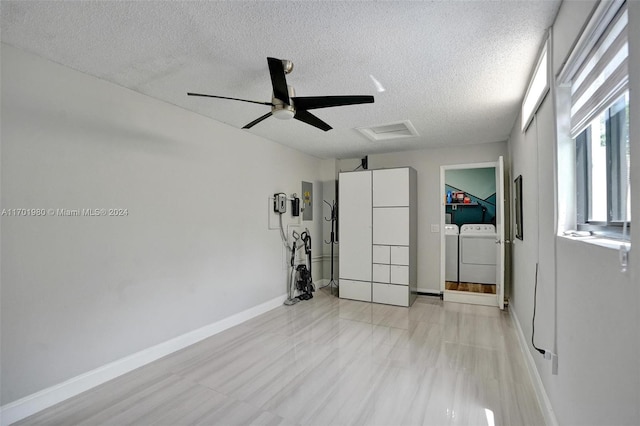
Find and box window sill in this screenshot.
[559,233,631,250]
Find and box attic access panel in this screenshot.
[357,120,419,141]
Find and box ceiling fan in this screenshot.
[187,57,374,132]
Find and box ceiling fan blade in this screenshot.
[242,112,273,129]
[267,57,290,104]
[291,95,374,110]
[187,92,273,106]
[294,109,332,132]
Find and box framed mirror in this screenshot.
[514,175,523,240]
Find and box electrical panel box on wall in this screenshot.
[302,181,313,221]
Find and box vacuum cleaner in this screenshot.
[284,229,314,305]
[296,230,314,300]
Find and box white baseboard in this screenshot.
[416,287,440,296]
[315,278,330,288]
[509,307,558,426]
[0,293,287,426]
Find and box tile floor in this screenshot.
[16,289,545,425]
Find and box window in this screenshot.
[521,41,549,131]
[576,92,630,235]
[559,0,630,240]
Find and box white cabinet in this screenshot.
[373,283,409,306]
[373,208,409,246]
[338,171,372,283]
[339,167,417,307]
[391,246,409,265]
[390,265,409,285]
[373,168,410,207]
[373,264,390,283]
[340,279,372,302]
[373,245,391,263]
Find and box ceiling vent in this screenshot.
[357,120,419,141]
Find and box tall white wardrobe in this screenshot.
[338,167,417,307]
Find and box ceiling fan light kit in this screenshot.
[272,105,295,120]
[187,57,374,131]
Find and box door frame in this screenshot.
[439,160,504,307]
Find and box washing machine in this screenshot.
[459,224,496,284]
[444,224,459,283]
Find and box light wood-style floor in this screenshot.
[17,289,545,426]
[445,281,497,294]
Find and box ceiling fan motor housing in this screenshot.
[281,59,294,74]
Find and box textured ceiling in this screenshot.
[1,1,560,159]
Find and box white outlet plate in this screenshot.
[431,224,439,233]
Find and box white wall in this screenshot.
[367,142,507,293]
[509,1,640,424]
[445,167,496,199]
[510,95,556,357]
[0,44,325,405]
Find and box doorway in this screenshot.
[440,158,505,308]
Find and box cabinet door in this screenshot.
[373,264,390,283]
[373,168,409,207]
[390,246,409,265]
[390,265,409,285]
[373,245,391,263]
[340,280,372,302]
[372,283,409,306]
[373,207,409,246]
[339,171,372,281]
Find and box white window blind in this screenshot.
[567,1,628,138]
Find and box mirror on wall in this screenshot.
[514,175,523,240]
